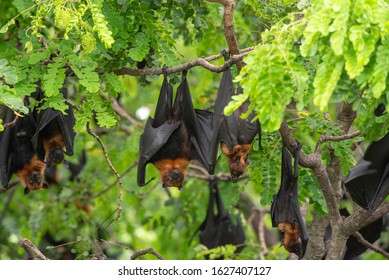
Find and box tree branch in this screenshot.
[315,131,361,152]
[207,0,243,69]
[86,122,123,221]
[113,48,254,76]
[19,238,49,260]
[131,248,165,260]
[352,231,389,259]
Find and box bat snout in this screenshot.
[29,171,42,185]
[50,148,64,164]
[230,171,243,183]
[163,168,185,188]
[167,168,183,182]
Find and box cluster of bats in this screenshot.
[0,86,75,194]
[0,64,387,259]
[136,66,389,259]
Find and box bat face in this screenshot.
[221,143,252,182]
[278,221,302,256]
[154,158,189,189]
[16,154,48,194]
[43,133,65,165]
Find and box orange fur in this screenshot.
[154,158,189,188]
[278,222,301,253]
[221,143,252,179]
[16,154,46,191]
[43,133,65,164]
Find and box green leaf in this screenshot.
[42,60,66,97]
[0,19,15,33]
[371,37,389,98]
[0,59,19,84]
[71,65,100,93]
[313,51,345,111]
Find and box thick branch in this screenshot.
[19,238,49,260]
[114,50,253,76]
[131,248,165,260]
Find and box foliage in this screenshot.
[0,0,388,260]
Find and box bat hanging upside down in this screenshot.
[209,64,260,181]
[137,71,213,190]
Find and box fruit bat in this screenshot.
[345,131,389,212]
[31,87,75,166]
[194,179,245,259]
[137,71,213,189]
[209,66,260,181]
[270,143,308,259]
[0,108,48,194]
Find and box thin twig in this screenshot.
[187,163,249,182]
[18,238,49,260]
[3,115,19,128]
[86,122,123,220]
[131,248,165,260]
[352,231,389,259]
[113,48,254,76]
[315,131,361,152]
[111,98,143,128]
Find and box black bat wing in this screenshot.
[345,131,389,211]
[137,117,180,186]
[32,108,61,161]
[209,68,234,170]
[271,145,294,227]
[0,109,16,188]
[153,75,173,127]
[58,106,75,156]
[199,179,245,258]
[175,71,212,172]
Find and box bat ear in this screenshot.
[24,187,30,195]
[43,183,49,189]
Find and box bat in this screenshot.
[270,143,308,259]
[0,108,48,194]
[209,66,260,181]
[137,71,213,189]
[45,150,87,184]
[345,131,389,212]
[31,86,75,166]
[193,179,245,259]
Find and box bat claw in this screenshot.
[178,185,183,191]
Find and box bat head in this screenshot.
[44,134,66,165]
[154,158,189,190]
[221,143,252,182]
[17,155,47,194]
[48,142,65,165]
[278,221,303,257]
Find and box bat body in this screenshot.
[345,131,389,212]
[32,88,75,166]
[0,109,47,194]
[137,72,213,189]
[270,144,308,258]
[210,68,260,181]
[194,179,245,259]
